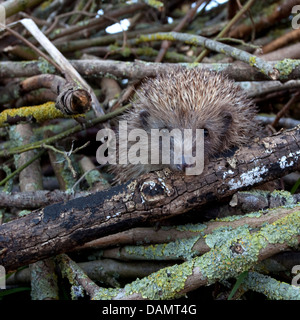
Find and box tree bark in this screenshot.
[1,126,300,271]
[1,60,300,82]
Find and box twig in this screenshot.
[44,11,96,36]
[0,150,45,187]
[241,271,300,300]
[2,0,45,18]
[135,32,279,79]
[262,29,300,54]
[0,104,130,157]
[155,0,206,62]
[0,102,71,128]
[19,18,103,117]
[271,91,300,128]
[0,23,63,74]
[195,0,256,62]
[42,141,90,178]
[0,190,89,209]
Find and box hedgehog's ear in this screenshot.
[222,111,233,134]
[139,110,150,127]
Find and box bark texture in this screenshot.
[1,126,300,271]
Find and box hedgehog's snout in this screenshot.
[173,155,196,172]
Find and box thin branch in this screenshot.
[195,0,256,62]
[134,32,279,79]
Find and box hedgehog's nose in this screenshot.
[175,157,192,171]
[176,163,185,171]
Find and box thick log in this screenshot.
[1,126,300,271]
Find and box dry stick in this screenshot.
[0,59,296,81]
[1,125,300,271]
[241,271,300,300]
[0,23,63,74]
[0,190,88,209]
[6,258,172,285]
[246,80,300,98]
[55,22,177,53]
[155,0,207,62]
[262,28,300,54]
[136,32,279,80]
[100,207,300,261]
[0,104,130,158]
[0,150,45,187]
[229,0,300,39]
[11,124,43,192]
[19,18,103,117]
[2,0,45,18]
[194,0,256,62]
[50,2,146,41]
[70,0,94,25]
[271,91,300,128]
[11,124,59,300]
[44,10,96,36]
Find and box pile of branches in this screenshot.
[0,0,300,301]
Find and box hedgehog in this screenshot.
[109,67,257,183]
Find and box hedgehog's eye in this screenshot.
[161,128,169,135]
[139,110,150,127]
[203,128,209,137]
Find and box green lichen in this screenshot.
[85,169,103,187]
[274,59,300,80]
[214,211,263,222]
[200,232,262,284]
[260,210,300,247]
[36,58,56,74]
[270,190,295,206]
[89,205,300,300]
[249,56,256,67]
[92,287,120,300]
[125,236,201,260]
[199,208,300,285]
[144,0,164,9]
[175,223,207,233]
[211,63,231,73]
[243,271,300,300]
[204,225,251,249]
[55,152,78,191]
[18,210,31,217]
[124,259,195,299]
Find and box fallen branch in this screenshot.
[0,190,88,209]
[241,271,300,300]
[0,102,67,127]
[100,205,300,261]
[1,59,299,81]
[1,126,300,271]
[92,206,300,300]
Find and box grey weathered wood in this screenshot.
[1,126,300,271]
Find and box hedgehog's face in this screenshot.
[137,108,234,172]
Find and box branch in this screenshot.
[134,32,279,79]
[94,206,300,300]
[0,102,66,127]
[241,271,300,300]
[1,59,298,81]
[2,0,44,18]
[1,126,300,271]
[0,190,88,209]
